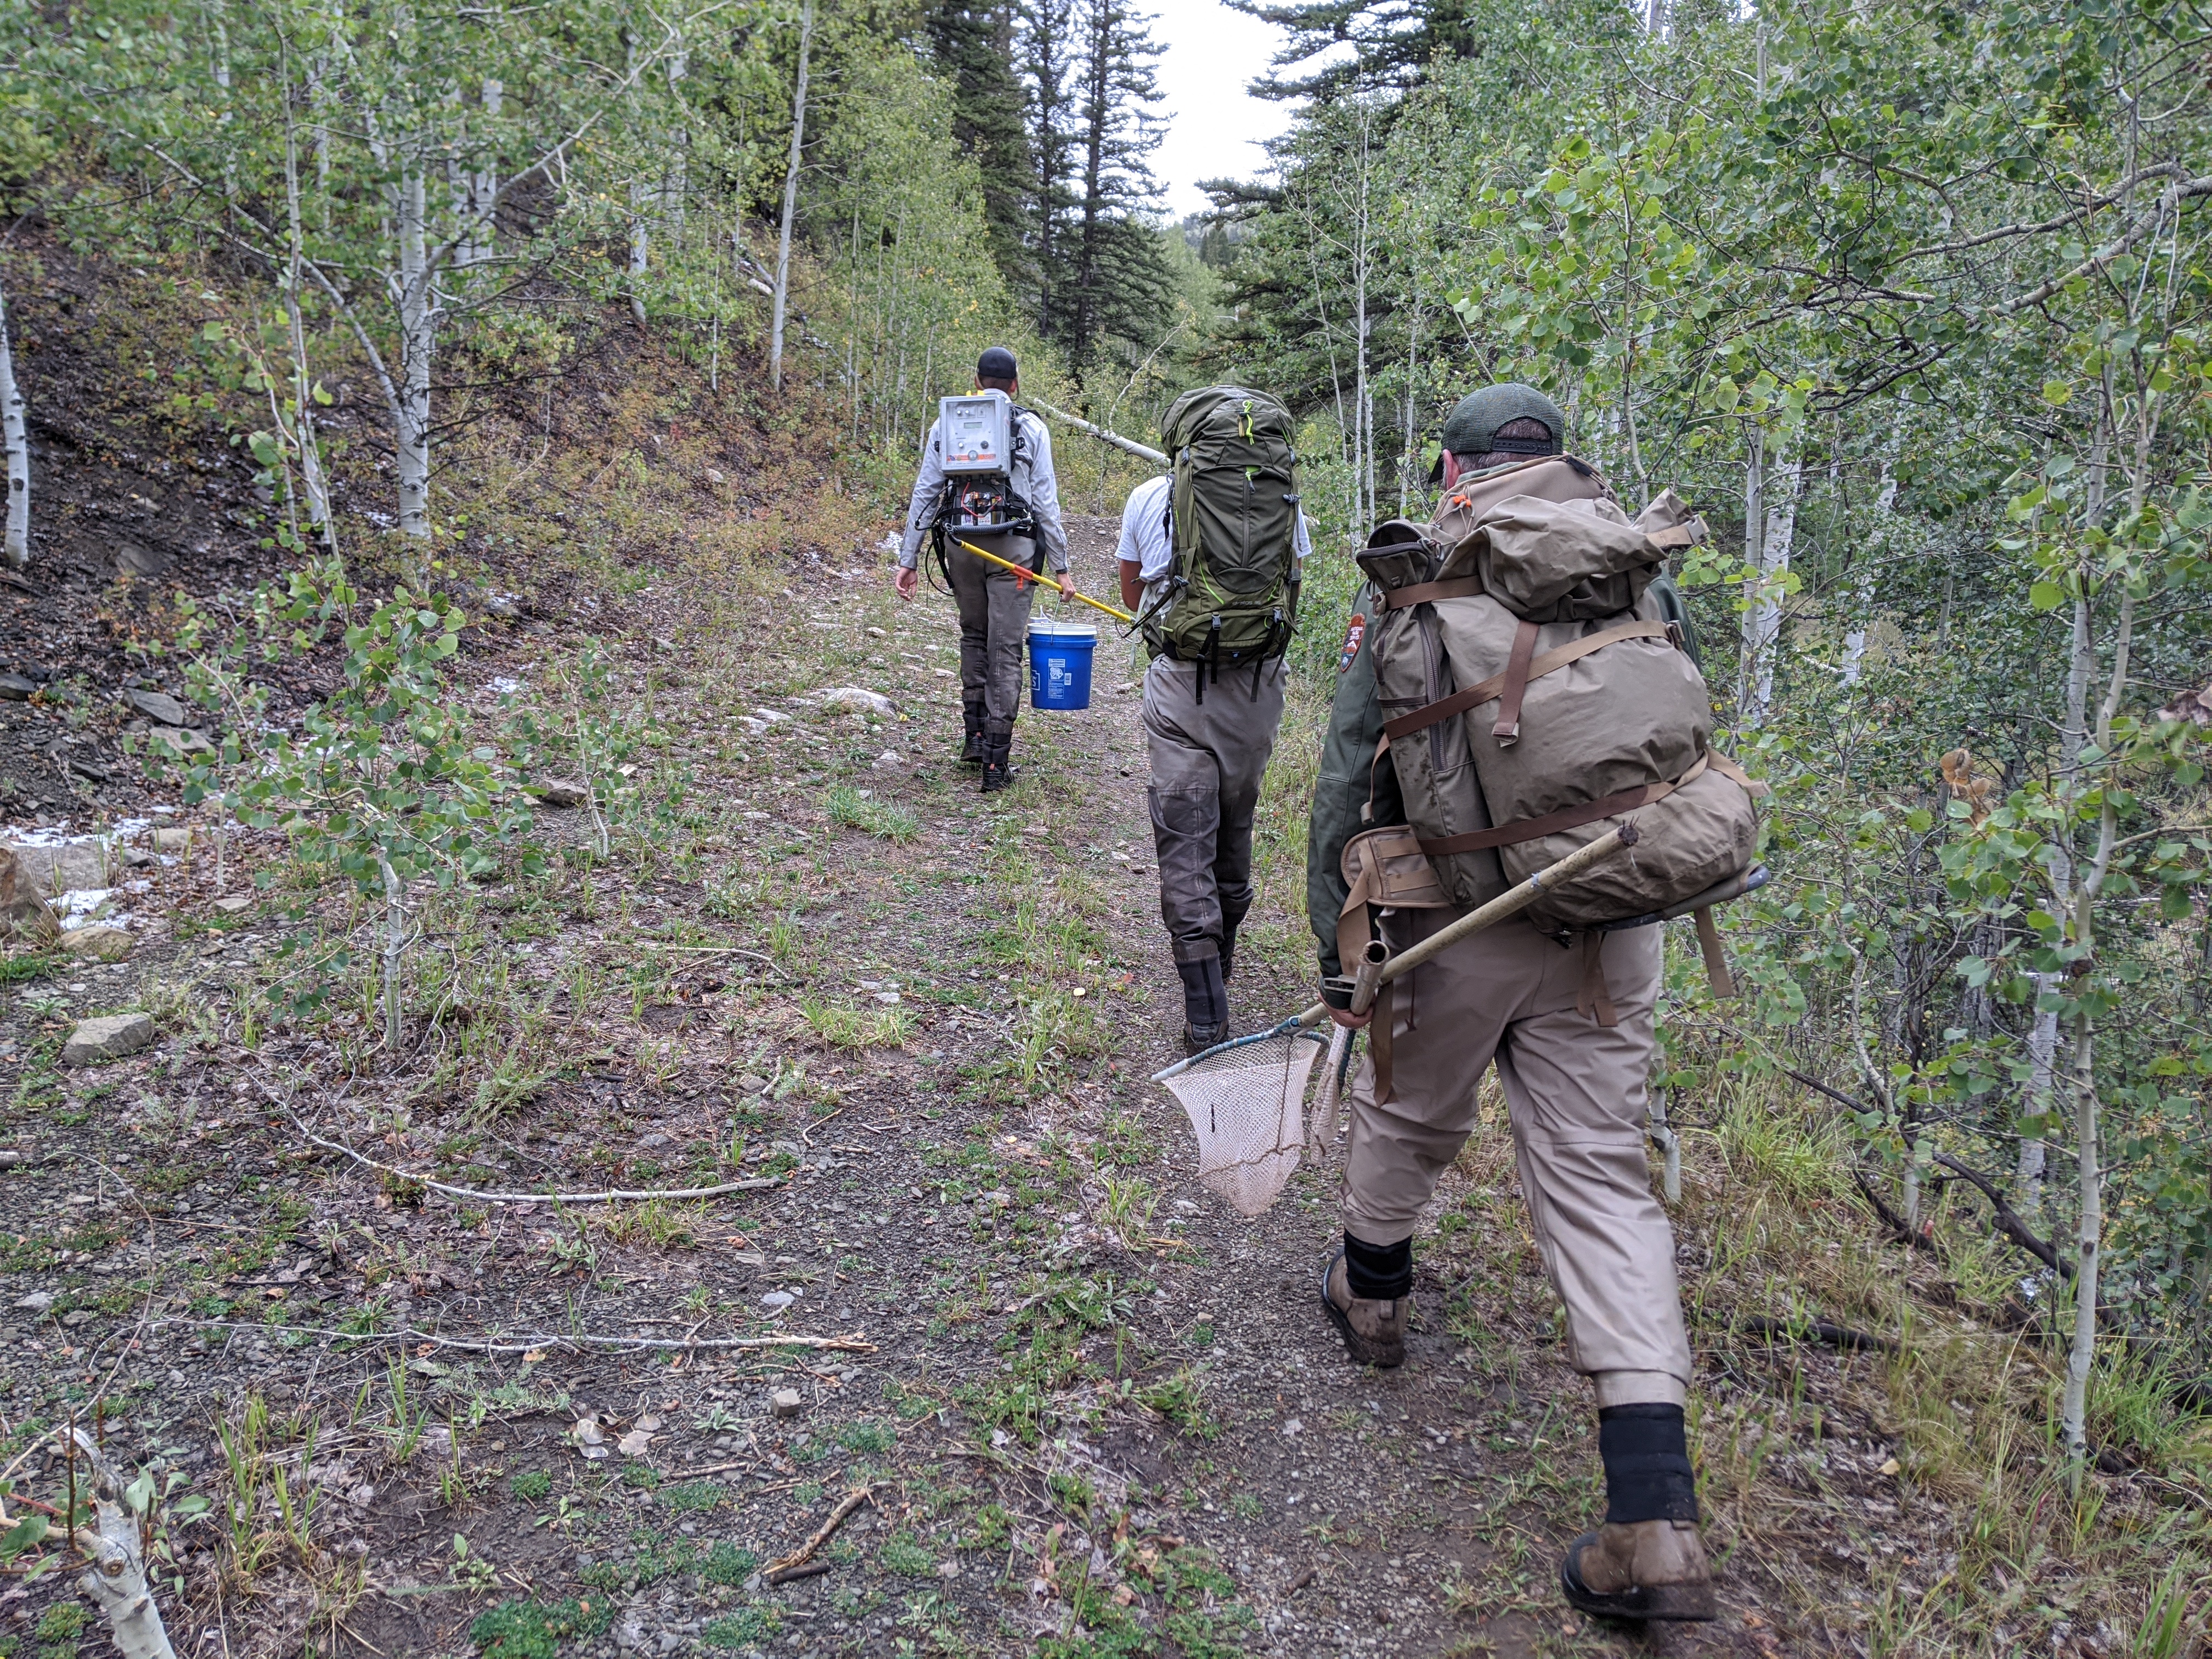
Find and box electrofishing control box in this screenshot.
[939,392,1015,476]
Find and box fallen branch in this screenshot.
[67,1429,179,1659]
[765,1485,872,1583]
[151,1318,875,1357]
[1931,1154,2071,1278]
[285,1115,785,1205]
[1852,1169,1945,1258]
[1734,1314,1900,1355]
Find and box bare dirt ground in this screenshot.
[0,294,2197,1658]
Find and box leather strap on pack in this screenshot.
[1694,906,1735,998]
[1417,752,1712,857]
[1335,826,1450,986]
[1577,932,1619,1027]
[1370,980,1394,1105]
[1380,620,1673,745]
[1492,620,1540,744]
[1704,748,1771,797]
[1378,577,1485,612]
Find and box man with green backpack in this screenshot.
[1120,385,1309,1051]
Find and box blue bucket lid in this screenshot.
[1027,617,1097,640]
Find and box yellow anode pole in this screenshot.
[951,535,1137,625]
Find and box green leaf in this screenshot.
[2029,581,2064,612]
[2040,380,2071,404]
[0,1514,48,1559]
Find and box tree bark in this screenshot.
[0,278,27,571]
[394,164,433,539]
[769,0,815,392]
[1743,443,1801,726]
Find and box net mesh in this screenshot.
[1161,1030,1325,1217]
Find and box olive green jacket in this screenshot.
[1305,573,1700,984]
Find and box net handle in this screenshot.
[1151,822,1638,1082]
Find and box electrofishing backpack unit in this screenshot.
[928,391,1040,578]
[1345,455,1765,992]
[1138,386,1302,690]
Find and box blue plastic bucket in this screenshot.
[1028,617,1098,711]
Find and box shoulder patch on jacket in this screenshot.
[1338,613,1367,674]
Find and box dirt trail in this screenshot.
[1,505,1934,1659]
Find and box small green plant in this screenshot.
[509,1468,552,1503]
[826,786,920,843]
[701,1605,782,1649]
[878,1532,936,1577]
[800,997,913,1051]
[701,1541,760,1586]
[469,1596,612,1658]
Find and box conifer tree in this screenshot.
[1228,0,1487,100]
[926,1,1034,298]
[1066,0,1172,370]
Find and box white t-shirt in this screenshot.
[1115,474,1311,603]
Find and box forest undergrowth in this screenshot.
[0,308,2204,1659]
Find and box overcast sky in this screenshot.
[1148,2,1302,221]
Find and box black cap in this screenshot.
[1430,383,1566,481]
[977,346,1019,382]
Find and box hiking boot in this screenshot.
[1318,1246,1407,1368]
[980,732,1014,793]
[959,699,986,767]
[1559,1521,1716,1622]
[1176,956,1227,1053]
[1183,1019,1227,1054]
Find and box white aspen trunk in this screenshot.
[211,5,236,201]
[1744,447,1801,726]
[2017,973,2058,1223]
[281,94,336,554]
[1840,456,1896,686]
[394,165,433,540]
[770,0,816,392]
[1738,430,1764,710]
[380,856,406,1051]
[1400,299,1418,518]
[664,46,687,243]
[2062,1012,2101,1462]
[0,279,26,571]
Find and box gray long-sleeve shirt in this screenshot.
[898,403,1068,573]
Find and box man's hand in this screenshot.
[894,565,919,600]
[1057,572,1076,601]
[1328,1005,1373,1031]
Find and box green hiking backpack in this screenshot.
[1139,386,1302,685]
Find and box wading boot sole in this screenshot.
[1183,1022,1227,1054]
[1317,1248,1406,1369]
[1559,1533,1716,1622]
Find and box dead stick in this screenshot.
[150,1318,875,1356]
[765,1485,873,1583]
[282,1111,785,1205]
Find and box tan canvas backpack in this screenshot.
[1343,456,1763,1017]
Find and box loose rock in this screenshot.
[771,1387,804,1419]
[61,1013,156,1066]
[0,848,58,948]
[820,686,896,718]
[59,925,132,962]
[124,688,188,726]
[528,779,589,808]
[152,826,193,853]
[0,673,33,701]
[149,727,215,758]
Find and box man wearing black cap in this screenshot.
[894,347,1072,792]
[1305,383,1716,1623]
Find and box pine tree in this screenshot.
[1227,0,1487,100]
[1016,0,1172,376]
[1022,0,1082,345]
[926,2,1034,298]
